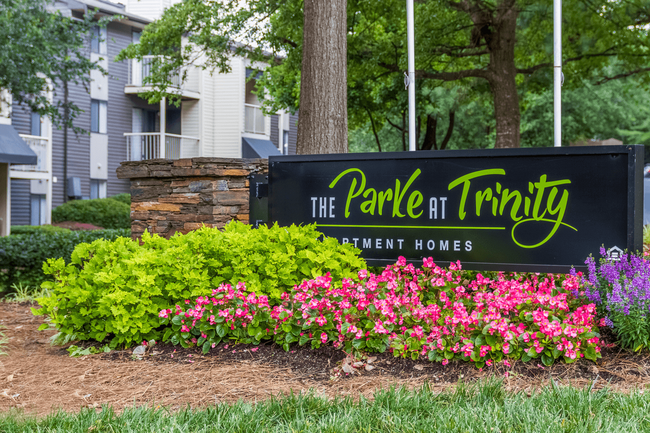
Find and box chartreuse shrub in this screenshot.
[34,222,365,348]
[52,197,130,229]
[163,258,602,367]
[0,229,130,292]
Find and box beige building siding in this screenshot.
[181,99,201,157]
[203,57,244,158]
[125,0,164,20]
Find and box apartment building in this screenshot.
[8,0,297,229]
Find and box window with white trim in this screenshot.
[91,26,107,55]
[90,179,107,199]
[91,99,107,134]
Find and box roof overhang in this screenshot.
[242,137,281,159]
[0,124,38,165]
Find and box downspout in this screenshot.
[63,79,68,203]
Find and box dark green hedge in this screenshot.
[10,225,72,235]
[52,198,130,229]
[0,229,131,292]
[109,193,131,205]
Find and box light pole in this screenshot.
[406,0,416,151]
[554,0,562,147]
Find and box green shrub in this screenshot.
[0,229,131,291]
[52,198,130,229]
[35,222,365,348]
[109,193,131,205]
[10,225,72,235]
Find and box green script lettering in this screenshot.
[329,168,423,219]
[448,169,575,248]
[448,169,506,219]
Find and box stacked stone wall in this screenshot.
[116,158,267,239]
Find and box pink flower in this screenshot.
[321,332,328,344]
[442,359,449,366]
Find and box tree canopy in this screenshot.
[0,0,109,129]
[118,0,650,149]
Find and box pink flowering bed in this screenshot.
[160,258,603,368]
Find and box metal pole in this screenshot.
[160,96,166,158]
[406,0,416,151]
[553,0,562,147]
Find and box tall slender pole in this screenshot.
[63,80,68,202]
[553,0,562,147]
[406,0,416,151]
[160,96,166,158]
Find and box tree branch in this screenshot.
[429,46,490,58]
[516,51,618,75]
[365,108,382,152]
[418,68,489,80]
[386,117,403,132]
[595,67,650,85]
[379,60,489,80]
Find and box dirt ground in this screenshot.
[2,302,650,416]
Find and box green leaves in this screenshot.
[0,229,130,290]
[0,0,112,130]
[52,198,131,230]
[35,222,365,348]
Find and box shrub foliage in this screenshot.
[10,225,71,235]
[52,198,130,229]
[0,229,131,291]
[34,223,365,348]
[109,193,131,205]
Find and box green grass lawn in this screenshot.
[2,380,650,432]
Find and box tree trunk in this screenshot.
[439,110,455,150]
[421,115,437,150]
[487,3,520,148]
[296,0,348,154]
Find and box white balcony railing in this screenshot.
[125,132,199,161]
[244,103,267,135]
[12,134,48,172]
[128,56,181,88]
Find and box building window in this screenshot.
[91,99,107,133]
[91,25,107,55]
[30,111,41,136]
[90,179,107,199]
[30,194,47,226]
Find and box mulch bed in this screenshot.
[101,324,645,388]
[2,301,650,416]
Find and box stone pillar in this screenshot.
[116,157,268,239]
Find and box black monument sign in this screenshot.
[267,146,643,272]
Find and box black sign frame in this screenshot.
[268,146,643,273]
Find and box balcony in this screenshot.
[125,132,200,161]
[125,57,200,100]
[244,104,267,135]
[10,135,49,177]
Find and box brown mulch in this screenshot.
[2,302,650,416]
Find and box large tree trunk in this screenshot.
[296,0,348,154]
[487,2,520,148]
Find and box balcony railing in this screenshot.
[128,56,181,88]
[125,132,199,161]
[244,103,267,135]
[12,135,48,172]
